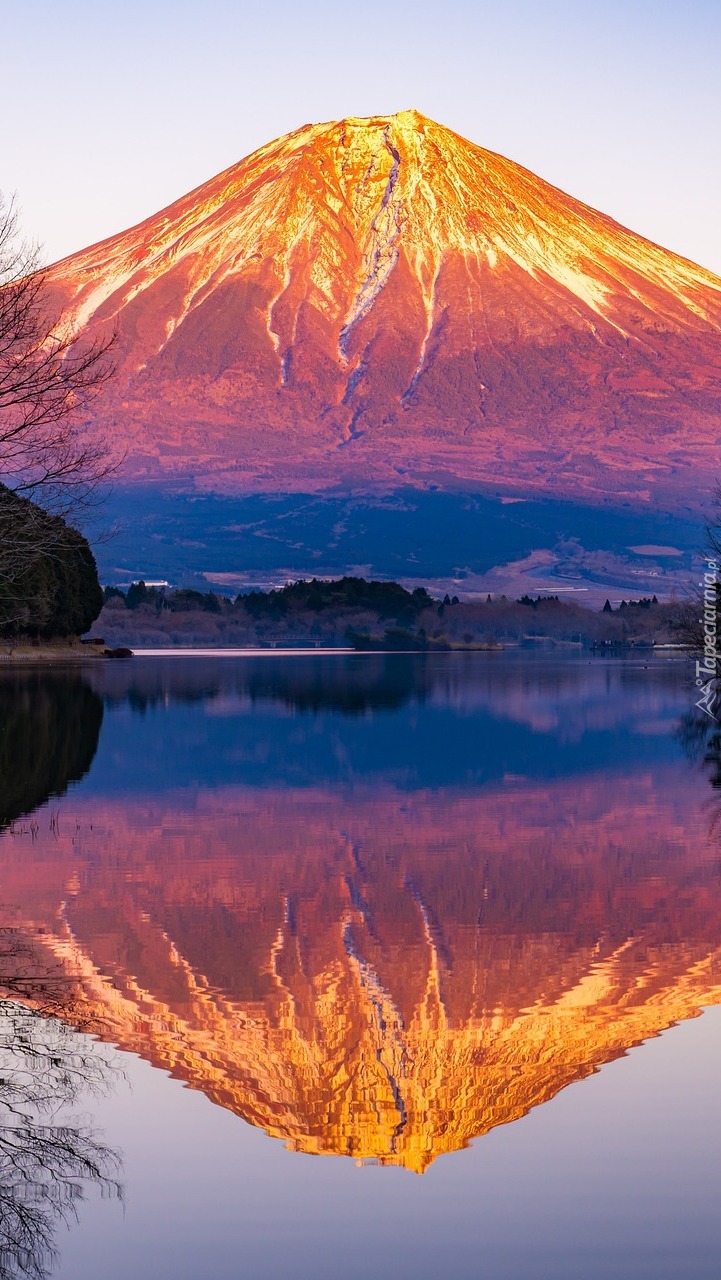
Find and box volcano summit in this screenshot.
[48,112,721,584]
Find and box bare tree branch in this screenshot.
[0,194,117,599]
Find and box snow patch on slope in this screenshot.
[339,127,404,359]
[403,253,441,401]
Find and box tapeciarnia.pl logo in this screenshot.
[695,558,719,720]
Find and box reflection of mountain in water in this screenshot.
[0,671,103,829]
[3,769,719,1173]
[0,677,117,1276]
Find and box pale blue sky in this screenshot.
[4,0,720,270]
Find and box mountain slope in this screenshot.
[49,111,721,509]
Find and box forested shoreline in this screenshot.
[91,575,687,651]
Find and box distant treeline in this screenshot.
[105,576,435,619]
[95,576,683,651]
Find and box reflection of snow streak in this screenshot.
[342,915,408,1148]
[269,895,291,981]
[407,878,452,975]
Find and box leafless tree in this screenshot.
[0,194,116,603]
[0,926,122,1280]
[0,195,115,508]
[676,486,721,648]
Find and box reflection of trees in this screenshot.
[89,651,688,725]
[240,654,424,714]
[677,708,721,841]
[93,653,426,715]
[0,670,119,1275]
[95,653,434,717]
[0,672,103,829]
[678,709,721,790]
[0,927,122,1280]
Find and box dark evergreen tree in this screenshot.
[0,485,103,637]
[125,580,149,610]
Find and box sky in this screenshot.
[3,0,721,271]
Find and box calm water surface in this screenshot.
[0,653,720,1279]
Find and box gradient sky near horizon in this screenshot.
[4,0,720,270]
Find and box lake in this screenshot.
[0,652,720,1279]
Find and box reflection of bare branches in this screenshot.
[676,709,721,840]
[0,925,97,1033]
[0,927,122,1280]
[677,710,721,789]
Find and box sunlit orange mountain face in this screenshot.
[2,685,720,1172]
[47,112,721,585]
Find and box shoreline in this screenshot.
[115,645,689,661]
[0,642,130,664]
[0,640,693,663]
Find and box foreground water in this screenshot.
[0,653,720,1279]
